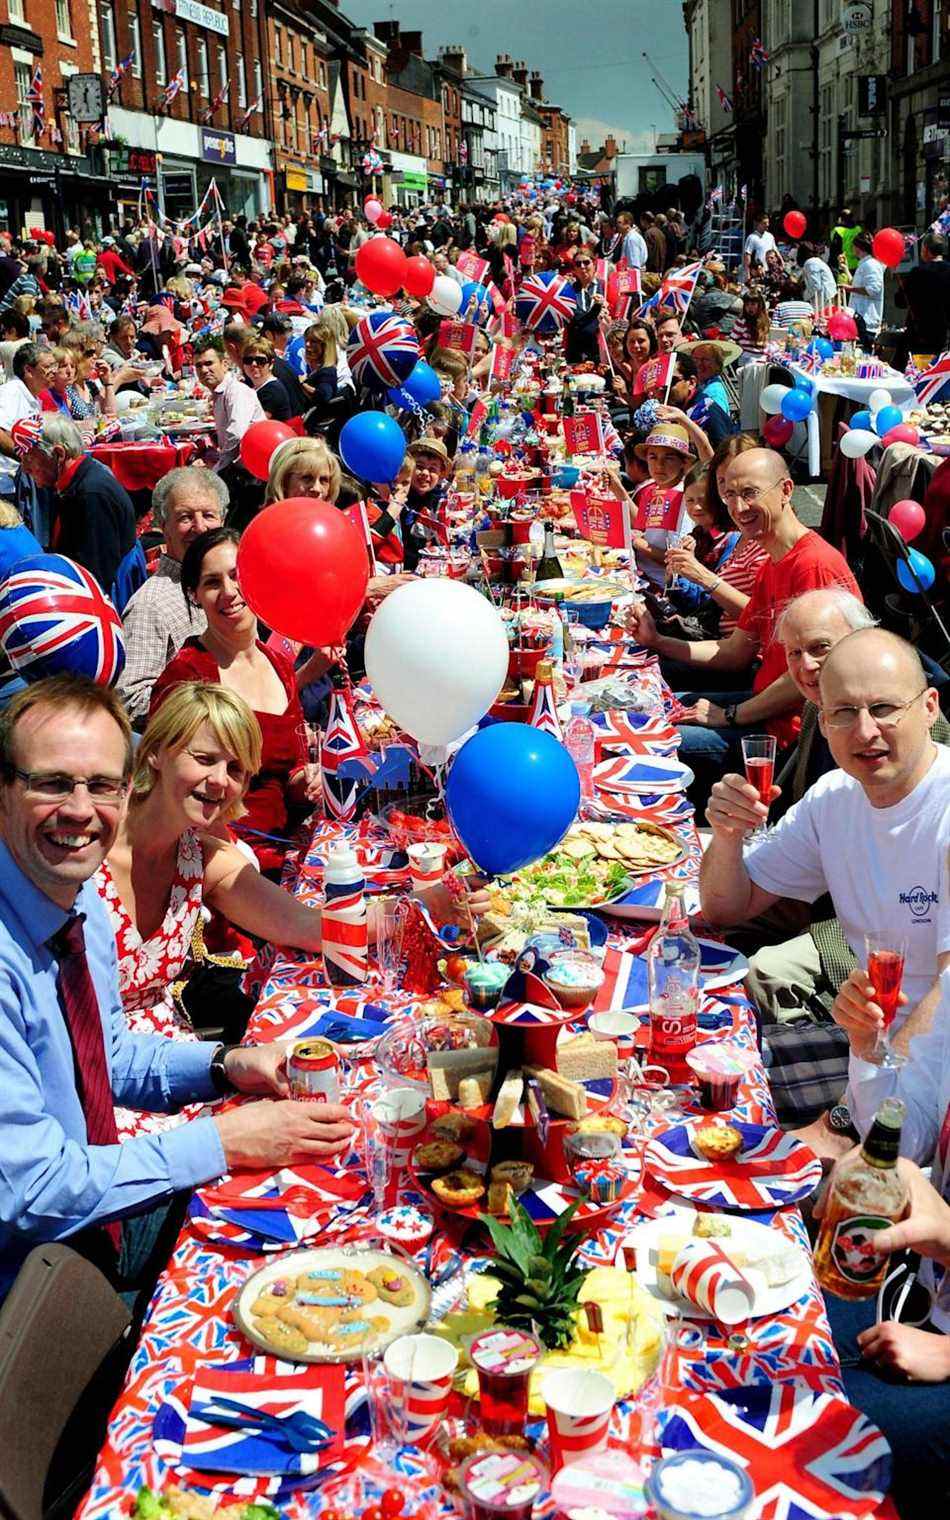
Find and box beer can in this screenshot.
[288,1037,340,1102]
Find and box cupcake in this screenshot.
[376,1204,435,1253]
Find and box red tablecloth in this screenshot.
[90,440,196,493]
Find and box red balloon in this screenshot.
[783,210,807,240]
[239,420,295,481]
[237,498,370,646]
[872,227,905,268]
[375,210,393,230]
[827,310,858,341]
[882,424,920,449]
[354,236,407,297]
[888,498,927,542]
[763,415,794,447]
[403,254,435,298]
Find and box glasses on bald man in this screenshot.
[722,476,790,508]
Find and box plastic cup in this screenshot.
[543,1367,615,1468]
[685,1044,752,1111]
[464,959,510,1011]
[368,1088,426,1207]
[383,1331,458,1444]
[588,1010,640,1060]
[669,1239,766,1324]
[470,1327,542,1436]
[407,840,448,892]
[458,1449,547,1520]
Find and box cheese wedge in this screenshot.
[525,1066,588,1120]
[492,1068,525,1128]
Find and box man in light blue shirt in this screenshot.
[0,674,356,1301]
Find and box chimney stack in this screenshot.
[604,135,618,159]
[529,70,544,101]
[495,52,514,78]
[438,45,467,76]
[512,60,529,90]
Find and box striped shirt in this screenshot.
[731,316,769,360]
[719,536,770,634]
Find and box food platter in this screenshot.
[625,1208,811,1319]
[408,1147,639,1233]
[491,820,686,912]
[234,1245,431,1363]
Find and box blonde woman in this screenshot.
[59,324,116,421]
[264,435,341,505]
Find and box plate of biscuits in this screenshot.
[234,1245,431,1363]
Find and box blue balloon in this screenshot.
[849,409,872,432]
[793,375,815,396]
[874,404,903,437]
[781,387,813,422]
[896,549,936,594]
[339,411,407,484]
[815,337,834,360]
[445,723,581,876]
[388,360,442,412]
[460,280,490,324]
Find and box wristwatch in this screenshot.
[209,1042,240,1096]
[826,1103,859,1140]
[723,702,740,725]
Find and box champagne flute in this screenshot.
[865,931,908,1069]
[740,732,777,839]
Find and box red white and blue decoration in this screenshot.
[912,350,950,406]
[593,754,693,795]
[660,1382,891,1520]
[588,708,680,756]
[188,1163,368,1251]
[514,272,578,333]
[646,1121,823,1210]
[320,681,373,824]
[346,311,420,390]
[0,555,125,686]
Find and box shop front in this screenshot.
[0,143,111,242]
[387,150,427,208]
[109,107,272,224]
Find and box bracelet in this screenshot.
[708,575,721,592]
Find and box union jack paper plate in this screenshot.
[660,1381,891,1519]
[598,875,702,922]
[594,755,695,796]
[645,1122,823,1210]
[587,708,680,757]
[592,940,748,1009]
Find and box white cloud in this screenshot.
[573,117,656,154]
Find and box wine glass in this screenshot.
[740,732,777,839]
[374,897,406,997]
[864,931,908,1069]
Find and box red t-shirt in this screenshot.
[737,530,861,746]
[149,638,307,872]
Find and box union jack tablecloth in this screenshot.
[77,658,898,1520]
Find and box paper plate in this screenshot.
[594,755,694,795]
[625,1208,811,1320]
[645,1122,823,1210]
[660,1382,891,1520]
[590,940,747,1011]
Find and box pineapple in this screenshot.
[478,1197,589,1350]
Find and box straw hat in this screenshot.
[634,422,695,461]
[679,337,742,368]
[407,437,449,467]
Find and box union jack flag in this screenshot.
[159,66,186,110]
[749,37,769,69]
[660,1382,891,1520]
[715,85,733,113]
[26,63,44,139]
[914,350,950,405]
[646,1121,823,1209]
[0,556,125,686]
[200,84,229,123]
[745,1290,840,1374]
[320,680,372,823]
[346,310,420,389]
[237,94,263,130]
[108,50,135,99]
[658,259,703,315]
[514,271,578,333]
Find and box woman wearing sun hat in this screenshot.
[679,337,739,417]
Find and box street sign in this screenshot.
[858,75,886,117]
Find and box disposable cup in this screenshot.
[384,1331,458,1443]
[542,1367,615,1467]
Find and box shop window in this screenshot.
[153,21,167,85]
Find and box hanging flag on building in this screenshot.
[237,95,262,131]
[361,148,382,175]
[27,63,44,141]
[200,84,229,124]
[716,85,733,113]
[108,51,135,100]
[749,38,769,69]
[160,67,186,111]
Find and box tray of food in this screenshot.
[490,821,685,912]
[234,1244,431,1363]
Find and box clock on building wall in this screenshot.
[67,74,106,124]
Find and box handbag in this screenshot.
[170,915,256,1045]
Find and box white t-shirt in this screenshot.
[744,230,776,272]
[745,745,950,1014]
[848,255,885,333]
[0,377,38,492]
[621,228,648,271]
[802,256,837,304]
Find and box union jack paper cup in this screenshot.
[669,1240,765,1325]
[407,840,448,891]
[542,1367,615,1468]
[383,1332,458,1443]
[371,1087,427,1205]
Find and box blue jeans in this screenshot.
[825,1291,950,1518]
[675,689,756,766]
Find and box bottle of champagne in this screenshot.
[814,1098,909,1300]
[561,375,575,418]
[528,658,563,741]
[535,522,564,582]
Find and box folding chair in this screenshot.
[863,507,950,673]
[0,1244,132,1520]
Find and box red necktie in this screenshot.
[49,914,121,1250]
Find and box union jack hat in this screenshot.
[10,415,43,456]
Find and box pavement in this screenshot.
[792,481,827,529]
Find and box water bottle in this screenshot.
[563,703,596,799]
[322,841,368,987]
[648,886,700,1083]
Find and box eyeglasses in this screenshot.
[5,767,129,804]
[243,356,269,366]
[722,479,789,507]
[574,259,592,267]
[822,690,929,730]
[82,348,99,358]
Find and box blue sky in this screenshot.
[341,0,689,152]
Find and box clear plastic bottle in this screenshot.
[563,703,595,798]
[648,886,700,1082]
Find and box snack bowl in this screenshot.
[567,596,614,631]
[646,1452,754,1520]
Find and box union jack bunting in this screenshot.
[715,86,733,113]
[514,271,577,333]
[346,311,420,389]
[108,50,135,99]
[660,1382,891,1520]
[749,37,769,68]
[27,63,44,139]
[914,350,950,405]
[160,67,186,110]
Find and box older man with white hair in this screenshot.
[18,413,135,592]
[117,466,227,727]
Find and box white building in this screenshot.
[683,0,739,197]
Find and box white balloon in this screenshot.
[839,428,879,459]
[760,383,791,416]
[868,388,891,414]
[427,275,463,317]
[364,579,509,746]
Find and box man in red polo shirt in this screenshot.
[626,446,860,790]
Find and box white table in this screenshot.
[787,362,916,478]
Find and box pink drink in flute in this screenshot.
[740,733,776,837]
[865,932,908,1067]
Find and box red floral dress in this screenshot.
[96,828,206,1140]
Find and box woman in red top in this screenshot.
[149,526,311,874]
